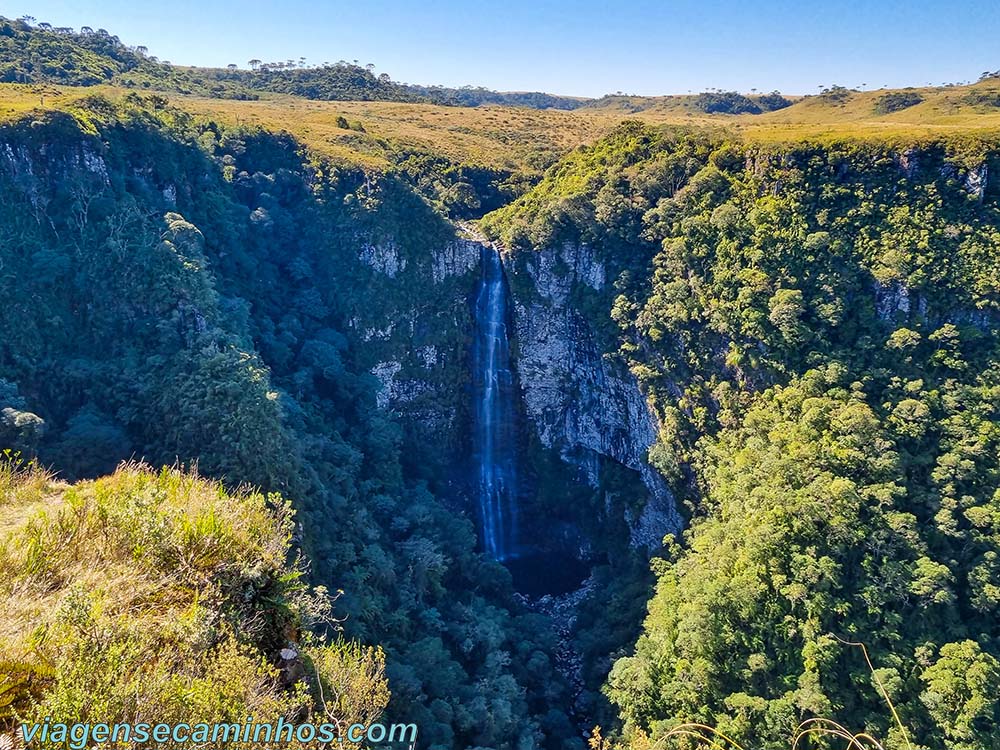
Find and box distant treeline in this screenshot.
[0,16,588,108]
[0,16,797,112]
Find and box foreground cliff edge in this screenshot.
[0,458,391,742]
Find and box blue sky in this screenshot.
[10,0,1000,97]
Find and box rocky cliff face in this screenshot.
[504,241,681,549]
[349,232,482,467]
[359,227,681,553]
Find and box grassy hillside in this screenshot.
[0,458,389,736]
[583,82,1000,143]
[0,83,614,174]
[5,79,1000,193]
[166,77,1000,150]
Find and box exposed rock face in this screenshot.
[875,279,914,322]
[1,138,111,215]
[873,278,996,332]
[964,162,988,202]
[1,140,110,184]
[352,233,481,450]
[505,242,681,548]
[370,360,405,409]
[359,240,406,277]
[432,238,481,282]
[356,227,681,550]
[897,148,919,178]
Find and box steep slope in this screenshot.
[484,121,1000,747]
[0,94,581,749]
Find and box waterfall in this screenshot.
[472,244,518,560]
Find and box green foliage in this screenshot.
[756,91,793,112]
[921,641,1000,749]
[0,381,45,456]
[0,94,572,749]
[693,91,762,115]
[0,18,142,87]
[407,85,585,109]
[963,88,1000,109]
[688,91,789,115]
[393,150,520,218]
[607,365,1000,747]
[817,85,856,103]
[875,90,924,114]
[0,17,586,110]
[308,641,390,731]
[482,121,716,249]
[0,660,54,721]
[0,462,388,735]
[229,62,419,102]
[484,123,1000,747]
[0,17,261,98]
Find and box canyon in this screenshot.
[4,82,1000,748]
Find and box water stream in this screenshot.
[472,244,518,560]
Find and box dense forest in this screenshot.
[485,123,1000,748]
[0,95,584,749]
[3,13,1000,750]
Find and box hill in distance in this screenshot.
[0,15,589,108]
[5,12,1000,183]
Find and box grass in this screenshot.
[0,84,619,172]
[4,79,1000,176]
[0,458,391,740]
[0,459,294,656]
[180,94,619,170]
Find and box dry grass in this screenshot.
[0,461,292,656]
[0,84,619,171]
[0,459,390,737]
[169,80,1000,159]
[180,95,620,169]
[4,79,1000,174]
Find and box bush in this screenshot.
[693,91,762,114]
[756,91,792,111]
[0,462,389,734]
[964,89,1000,108]
[875,90,924,114]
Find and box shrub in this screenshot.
[693,91,762,115]
[875,90,924,114]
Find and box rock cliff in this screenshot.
[359,226,680,555]
[349,234,481,459]
[504,241,680,549]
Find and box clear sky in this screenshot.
[9,0,1000,97]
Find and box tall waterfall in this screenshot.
[472,244,518,560]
